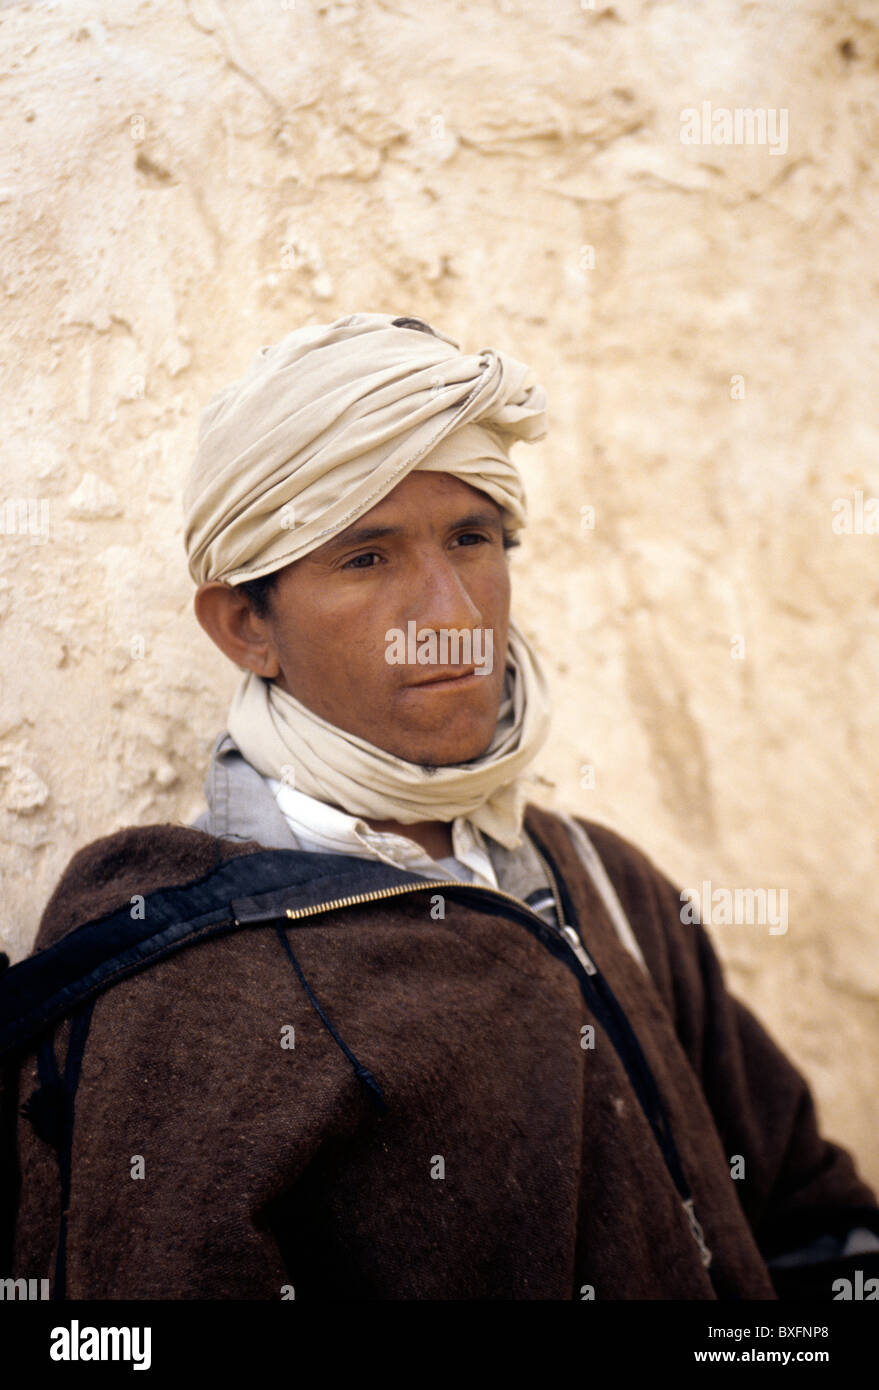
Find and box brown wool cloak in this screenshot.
[1,805,876,1301]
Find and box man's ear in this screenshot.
[192,582,281,677]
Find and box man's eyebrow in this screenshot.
[321,523,403,551]
[449,509,505,532]
[320,509,504,552]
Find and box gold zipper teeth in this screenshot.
[285,882,451,920]
[284,878,558,924]
[281,873,598,972]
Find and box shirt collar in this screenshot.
[266,775,498,886]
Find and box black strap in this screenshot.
[23,1002,96,1302]
[273,925,386,1114]
[529,828,694,1198]
[0,1057,21,1278]
[527,827,730,1290]
[0,850,432,1060]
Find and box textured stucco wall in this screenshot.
[1,0,877,1189]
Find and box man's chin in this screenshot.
[385,686,502,766]
[338,688,502,765]
[389,731,497,768]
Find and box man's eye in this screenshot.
[455,532,490,546]
[341,552,380,570]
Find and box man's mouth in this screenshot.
[405,668,480,689]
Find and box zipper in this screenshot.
[281,882,453,921]
[558,925,597,976]
[279,853,600,975]
[236,876,597,976]
[527,840,598,975]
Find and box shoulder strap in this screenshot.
[0,849,427,1060]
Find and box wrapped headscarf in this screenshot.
[183,312,552,848]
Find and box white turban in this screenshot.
[183,312,552,848]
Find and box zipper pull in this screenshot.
[560,924,597,975]
[682,1197,713,1268]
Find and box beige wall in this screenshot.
[1,0,877,1190]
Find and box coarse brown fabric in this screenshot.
[3,806,876,1300]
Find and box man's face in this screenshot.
[258,471,512,766]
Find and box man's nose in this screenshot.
[407,549,482,633]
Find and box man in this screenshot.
[1,312,877,1301]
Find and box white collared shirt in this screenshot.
[265,777,499,889]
